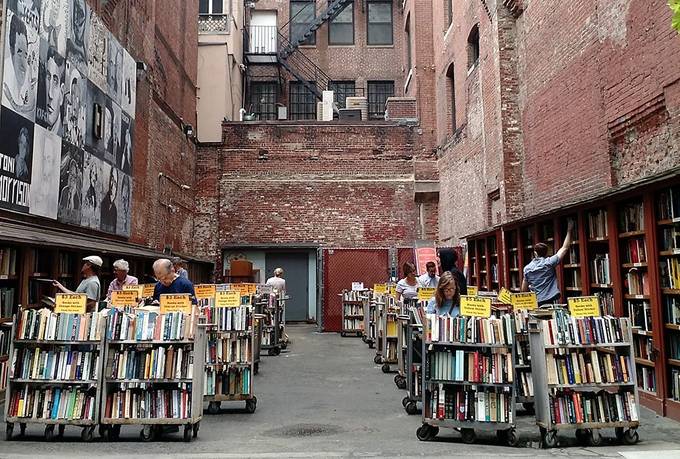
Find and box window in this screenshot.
[329,81,355,109]
[289,82,317,120]
[250,82,278,120]
[446,0,453,28]
[290,0,316,45]
[467,24,480,70]
[367,1,393,45]
[329,3,353,45]
[367,81,394,119]
[199,0,223,15]
[446,64,456,131]
[405,15,412,71]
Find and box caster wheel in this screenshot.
[341,332,346,337]
[99,425,108,438]
[541,428,558,449]
[19,423,26,437]
[362,335,367,343]
[397,377,407,390]
[505,428,519,447]
[416,424,436,441]
[254,362,259,375]
[140,425,154,442]
[281,342,288,350]
[208,401,221,415]
[183,425,193,442]
[622,429,639,445]
[81,426,94,442]
[45,425,55,441]
[402,396,409,408]
[193,422,200,439]
[461,428,476,444]
[5,423,13,441]
[405,401,419,415]
[245,397,257,413]
[369,342,375,349]
[374,355,382,364]
[588,429,603,447]
[522,403,535,415]
[112,425,121,441]
[575,428,588,445]
[273,347,281,356]
[58,424,66,438]
[393,374,401,385]
[381,363,390,373]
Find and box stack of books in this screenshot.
[549,389,638,424]
[427,348,512,384]
[11,348,99,381]
[108,345,194,380]
[8,386,97,420]
[107,310,196,341]
[105,385,192,419]
[15,309,103,341]
[545,350,631,385]
[425,315,515,345]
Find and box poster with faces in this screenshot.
[0,0,137,237]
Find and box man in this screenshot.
[266,268,286,292]
[15,127,30,181]
[522,221,574,306]
[152,258,195,301]
[53,255,102,311]
[417,261,439,288]
[440,249,468,296]
[3,13,36,118]
[106,259,138,299]
[66,0,87,68]
[57,152,82,223]
[39,47,65,134]
[100,167,118,233]
[172,257,188,279]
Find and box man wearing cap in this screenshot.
[53,255,102,311]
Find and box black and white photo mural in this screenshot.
[0,0,136,237]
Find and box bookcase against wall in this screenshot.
[340,290,365,337]
[467,231,503,293]
[4,309,105,441]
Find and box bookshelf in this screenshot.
[260,290,285,356]
[488,236,500,292]
[402,305,424,415]
[467,232,503,293]
[513,310,534,411]
[505,229,521,292]
[528,312,640,447]
[364,291,379,349]
[521,225,535,277]
[468,240,478,290]
[379,297,400,373]
[4,309,105,441]
[341,290,365,337]
[586,207,616,317]
[395,312,410,390]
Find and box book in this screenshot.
[107,310,195,341]
[104,385,192,419]
[425,384,512,424]
[15,309,102,341]
[425,314,515,346]
[545,349,630,386]
[8,386,96,420]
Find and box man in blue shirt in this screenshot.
[521,221,574,305]
[418,261,440,288]
[152,258,196,302]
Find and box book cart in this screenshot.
[340,290,365,337]
[373,293,386,364]
[379,296,401,373]
[401,306,424,415]
[362,291,378,348]
[528,307,641,448]
[261,291,285,356]
[417,302,519,446]
[514,309,535,412]
[394,312,410,389]
[100,307,206,442]
[4,308,105,441]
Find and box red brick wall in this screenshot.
[385,97,417,120]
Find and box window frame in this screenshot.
[405,14,412,71]
[289,81,317,120]
[367,80,394,119]
[328,2,354,45]
[290,0,317,46]
[250,81,279,121]
[199,0,224,15]
[446,64,456,132]
[366,0,393,46]
[467,24,480,70]
[329,80,356,109]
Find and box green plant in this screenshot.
[671,0,680,32]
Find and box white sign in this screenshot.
[351,282,364,291]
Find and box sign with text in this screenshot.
[122,285,144,299]
[467,286,478,297]
[159,294,192,314]
[216,290,241,308]
[232,283,257,296]
[257,285,273,294]
[417,287,437,301]
[388,285,397,297]
[141,284,156,298]
[373,284,387,294]
[351,282,364,291]
[511,292,538,310]
[568,296,601,318]
[460,295,491,318]
[55,293,87,314]
[111,290,139,308]
[414,240,438,279]
[195,284,217,299]
[498,287,512,305]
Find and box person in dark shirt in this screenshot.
[152,258,195,302]
[439,249,468,296]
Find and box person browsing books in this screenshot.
[106,259,139,299]
[417,261,439,288]
[438,249,468,295]
[53,255,102,312]
[172,256,189,279]
[266,268,286,292]
[396,262,419,301]
[426,272,460,316]
[521,220,574,306]
[152,258,196,302]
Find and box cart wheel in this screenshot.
[183,425,193,442]
[575,428,588,445]
[245,397,257,413]
[193,422,200,439]
[416,424,435,441]
[362,335,367,343]
[208,401,221,415]
[522,402,535,415]
[19,423,26,437]
[622,428,639,445]
[405,401,419,415]
[254,362,259,375]
[541,428,558,449]
[273,347,282,356]
[505,428,520,447]
[44,425,55,441]
[368,342,375,349]
[402,396,410,408]
[393,374,401,385]
[5,423,13,441]
[397,377,407,390]
[140,425,154,442]
[99,424,108,439]
[281,342,287,350]
[112,425,121,441]
[81,426,94,442]
[373,355,382,364]
[381,363,391,373]
[58,424,66,438]
[587,429,603,447]
[341,332,347,337]
[461,428,476,444]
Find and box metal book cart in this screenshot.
[261,292,285,356]
[99,318,206,442]
[513,310,534,412]
[4,318,105,441]
[394,313,410,389]
[373,296,386,364]
[401,309,423,415]
[379,299,401,373]
[528,315,640,448]
[340,290,365,337]
[363,292,378,348]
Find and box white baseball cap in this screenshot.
[83,255,103,267]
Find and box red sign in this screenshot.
[415,241,438,276]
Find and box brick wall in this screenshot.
[385,97,417,121]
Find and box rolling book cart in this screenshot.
[394,312,410,389]
[417,313,519,446]
[100,309,206,442]
[528,310,640,448]
[402,306,424,415]
[261,291,285,356]
[4,309,105,441]
[365,292,381,350]
[379,297,401,373]
[514,310,534,412]
[373,295,386,364]
[340,290,365,337]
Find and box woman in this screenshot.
[396,262,419,302]
[426,272,460,316]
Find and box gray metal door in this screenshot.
[265,252,309,321]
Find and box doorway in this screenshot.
[265,252,309,321]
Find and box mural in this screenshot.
[0,0,136,237]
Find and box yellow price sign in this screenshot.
[417,287,436,301]
[123,284,144,297]
[195,284,217,299]
[568,296,601,318]
[511,292,538,310]
[216,290,241,308]
[498,287,512,305]
[467,286,478,297]
[111,290,140,308]
[55,293,87,314]
[460,295,491,318]
[160,294,192,314]
[373,284,387,294]
[231,283,253,296]
[388,285,397,297]
[142,283,156,298]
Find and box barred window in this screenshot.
[367,81,394,119]
[250,82,278,121]
[289,82,317,120]
[329,81,355,109]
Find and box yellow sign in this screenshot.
[195,284,217,299]
[511,292,538,310]
[232,283,257,296]
[111,290,140,307]
[467,286,478,297]
[460,295,491,318]
[498,287,512,305]
[417,287,437,301]
[568,296,601,318]
[160,294,192,314]
[388,285,397,297]
[373,284,387,294]
[55,293,87,314]
[141,284,156,298]
[216,290,241,308]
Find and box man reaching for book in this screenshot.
[521,221,574,306]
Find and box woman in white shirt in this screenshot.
[396,262,419,302]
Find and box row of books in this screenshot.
[565,269,582,289]
[0,327,9,356]
[621,238,647,264]
[516,339,530,367]
[343,319,363,331]
[626,271,649,296]
[0,359,7,391]
[384,341,398,362]
[7,386,97,420]
[16,309,103,342]
[517,372,534,397]
[664,297,680,327]
[633,334,654,361]
[659,227,680,252]
[425,385,513,423]
[619,202,645,233]
[0,247,18,277]
[343,291,367,301]
[546,350,631,386]
[543,312,629,346]
[657,187,680,221]
[595,291,615,316]
[660,258,680,290]
[669,334,680,360]
[425,315,515,346]
[1,287,17,318]
[206,334,252,365]
[427,349,513,384]
[671,368,680,401]
[549,389,638,425]
[588,209,609,239]
[628,300,652,331]
[104,386,192,419]
[205,306,251,332]
[343,304,364,316]
[204,367,251,396]
[11,348,99,381]
[107,310,196,341]
[591,254,611,284]
[108,346,194,381]
[637,366,656,392]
